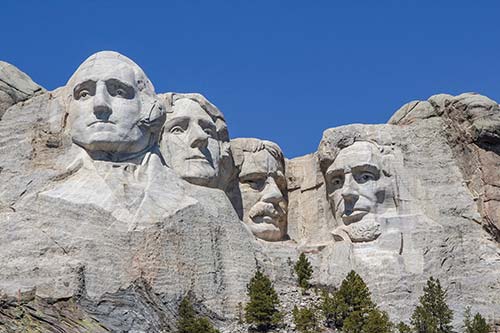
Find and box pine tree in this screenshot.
[177,297,219,333]
[292,305,318,333]
[244,270,282,331]
[321,289,345,328]
[321,270,376,330]
[464,307,490,333]
[361,308,393,333]
[470,313,490,333]
[294,253,313,290]
[336,270,374,328]
[410,277,454,333]
[396,321,412,333]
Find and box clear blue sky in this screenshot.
[2,1,500,157]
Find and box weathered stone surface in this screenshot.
[0,52,257,332]
[0,61,44,119]
[287,119,500,328]
[1,51,500,332]
[390,93,500,241]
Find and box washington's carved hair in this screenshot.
[66,51,155,95]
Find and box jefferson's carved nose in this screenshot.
[190,125,209,149]
[93,81,112,119]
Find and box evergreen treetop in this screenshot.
[176,297,220,333]
[410,277,454,333]
[294,253,313,290]
[292,305,318,333]
[321,270,392,332]
[464,306,490,333]
[244,269,282,331]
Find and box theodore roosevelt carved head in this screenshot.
[231,138,288,242]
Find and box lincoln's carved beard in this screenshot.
[332,215,381,243]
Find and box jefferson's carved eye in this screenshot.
[330,176,343,188]
[170,126,184,134]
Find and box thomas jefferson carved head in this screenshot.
[231,138,288,241]
[65,51,164,161]
[160,93,231,188]
[320,140,395,242]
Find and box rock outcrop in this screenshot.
[1,52,499,332]
[0,61,45,119]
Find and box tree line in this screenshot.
[175,253,492,332]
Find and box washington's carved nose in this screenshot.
[261,178,283,204]
[190,126,209,148]
[93,82,112,119]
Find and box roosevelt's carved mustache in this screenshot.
[249,202,285,221]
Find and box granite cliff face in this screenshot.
[0,52,499,332]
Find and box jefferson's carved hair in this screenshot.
[163,93,229,142]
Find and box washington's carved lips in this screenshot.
[88,120,116,126]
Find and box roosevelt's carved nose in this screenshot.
[261,177,284,204]
[93,81,112,119]
[190,125,209,149]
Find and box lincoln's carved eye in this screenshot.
[357,172,375,183]
[204,128,214,136]
[170,126,184,134]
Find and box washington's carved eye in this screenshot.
[170,126,184,134]
[116,88,126,97]
[78,90,90,99]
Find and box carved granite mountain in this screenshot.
[0,52,499,332]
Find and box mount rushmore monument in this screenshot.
[0,51,499,332]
